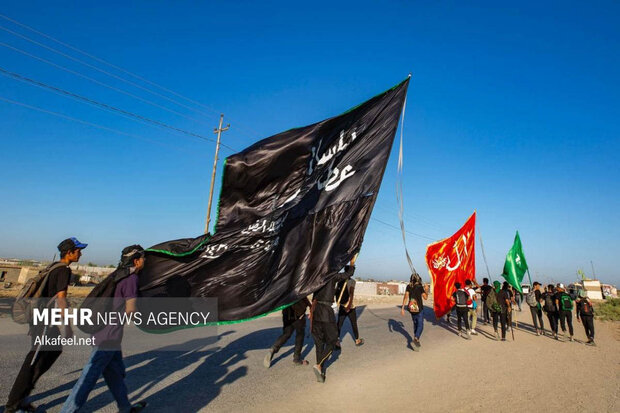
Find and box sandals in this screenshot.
[355,338,365,346]
[293,359,309,366]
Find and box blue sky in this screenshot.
[0,1,618,286]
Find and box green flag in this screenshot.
[502,231,528,293]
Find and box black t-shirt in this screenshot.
[480,284,492,302]
[283,298,311,324]
[541,292,557,312]
[406,284,424,313]
[43,264,71,298]
[534,289,542,302]
[312,265,355,322]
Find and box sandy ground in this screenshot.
[0,298,618,413]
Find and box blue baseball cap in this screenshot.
[58,237,88,253]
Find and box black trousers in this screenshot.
[546,311,559,334]
[500,312,508,339]
[529,306,544,330]
[337,307,359,340]
[6,342,62,409]
[483,301,490,323]
[456,307,469,331]
[491,311,499,332]
[559,310,574,336]
[311,320,339,366]
[272,317,306,361]
[580,315,595,339]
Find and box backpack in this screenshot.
[455,289,469,307]
[486,290,501,313]
[77,267,130,334]
[579,298,594,316]
[543,293,556,313]
[560,293,573,311]
[12,262,68,324]
[526,291,538,307]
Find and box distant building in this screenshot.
[0,264,22,284]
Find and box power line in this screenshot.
[0,66,237,151]
[370,217,436,241]
[0,41,209,125]
[0,95,197,154]
[0,24,219,119]
[0,14,265,142]
[0,13,222,116]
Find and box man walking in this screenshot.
[479,278,493,325]
[527,282,545,336]
[336,274,364,347]
[465,279,478,335]
[309,257,356,383]
[452,282,471,339]
[576,290,595,345]
[5,237,86,413]
[486,281,503,340]
[265,297,311,367]
[61,245,147,413]
[542,284,559,339]
[555,283,574,342]
[497,282,513,341]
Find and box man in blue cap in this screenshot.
[5,237,87,413]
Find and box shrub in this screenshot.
[595,298,620,321]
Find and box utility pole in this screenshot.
[590,260,596,280]
[204,114,229,234]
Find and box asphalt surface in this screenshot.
[1,303,617,412]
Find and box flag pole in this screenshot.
[526,268,533,286]
[204,114,229,234]
[477,227,492,319]
[478,228,492,282]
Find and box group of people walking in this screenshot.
[265,255,364,383]
[5,237,147,413]
[434,277,597,345]
[6,239,600,410]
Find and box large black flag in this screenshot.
[140,78,409,324]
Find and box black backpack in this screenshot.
[12,262,68,324]
[579,298,594,316]
[455,289,469,307]
[77,267,130,334]
[543,293,556,313]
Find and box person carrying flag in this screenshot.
[309,256,357,383]
[264,297,311,368]
[61,245,147,413]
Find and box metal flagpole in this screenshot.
[477,227,492,319]
[478,227,492,281]
[204,114,229,234]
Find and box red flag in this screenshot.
[425,212,476,318]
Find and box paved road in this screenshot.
[1,303,618,412]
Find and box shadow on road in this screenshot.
[30,327,289,412]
